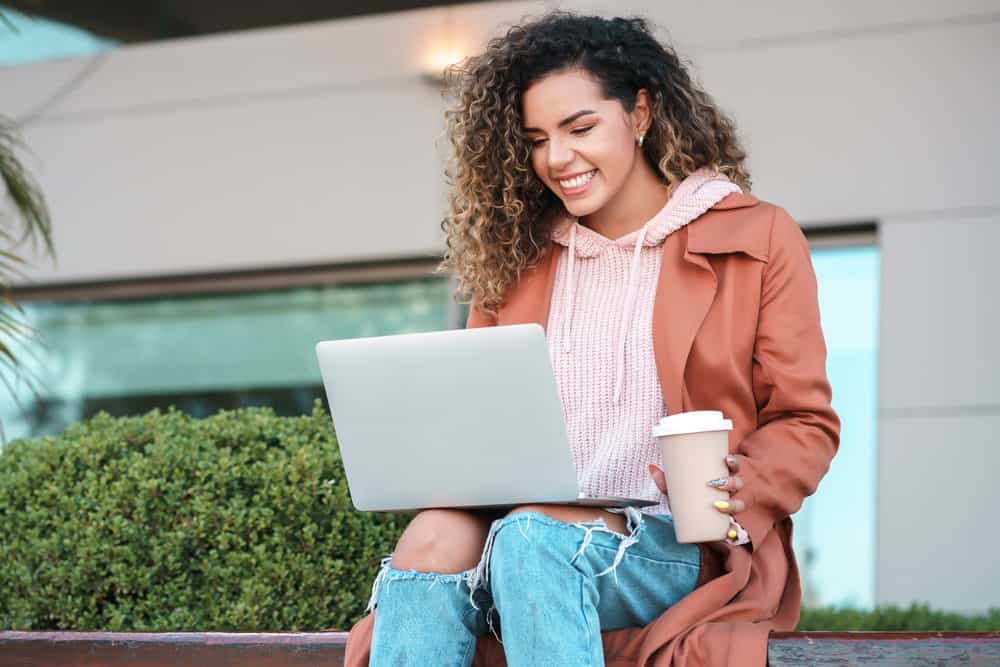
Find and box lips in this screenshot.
[557,169,597,195]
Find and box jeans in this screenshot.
[368,508,701,666]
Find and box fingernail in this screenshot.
[706,478,727,488]
[727,529,738,540]
[714,500,730,510]
[725,455,737,466]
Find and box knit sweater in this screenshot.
[545,168,748,540]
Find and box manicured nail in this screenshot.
[725,455,737,466]
[714,500,730,510]
[706,478,727,488]
[727,529,738,540]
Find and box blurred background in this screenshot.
[0,0,996,617]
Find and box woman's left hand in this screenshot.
[709,455,746,514]
[649,458,750,544]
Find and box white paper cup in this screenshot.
[652,411,733,544]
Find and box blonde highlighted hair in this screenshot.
[438,11,752,315]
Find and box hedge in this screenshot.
[797,604,1000,632]
[1,405,997,633]
[0,403,409,631]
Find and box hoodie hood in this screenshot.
[549,167,743,404]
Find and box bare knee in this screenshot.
[390,508,493,574]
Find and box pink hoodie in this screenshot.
[546,167,748,538]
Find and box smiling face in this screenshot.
[521,67,651,220]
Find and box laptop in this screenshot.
[315,323,655,512]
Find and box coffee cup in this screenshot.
[652,410,733,544]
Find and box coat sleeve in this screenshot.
[730,206,841,551]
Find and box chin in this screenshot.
[561,194,605,219]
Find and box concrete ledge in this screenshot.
[0,631,350,666]
[768,631,1000,666]
[1,630,998,665]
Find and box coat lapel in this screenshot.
[652,226,717,414]
[655,192,762,413]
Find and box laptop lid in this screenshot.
[315,324,581,511]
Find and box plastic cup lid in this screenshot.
[652,410,733,438]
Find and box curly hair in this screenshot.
[438,11,752,315]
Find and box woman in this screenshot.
[346,11,839,666]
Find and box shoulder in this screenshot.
[688,193,801,263]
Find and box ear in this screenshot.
[632,88,653,134]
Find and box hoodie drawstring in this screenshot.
[614,222,650,404]
[561,223,578,354]
[559,218,649,403]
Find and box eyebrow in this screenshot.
[523,109,598,133]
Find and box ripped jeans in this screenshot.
[367,508,701,666]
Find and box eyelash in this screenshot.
[531,125,594,147]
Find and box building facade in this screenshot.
[1,0,998,613]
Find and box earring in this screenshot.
[636,134,645,147]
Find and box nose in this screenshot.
[546,137,574,174]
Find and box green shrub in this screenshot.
[798,603,1000,632]
[2,405,997,633]
[0,403,409,631]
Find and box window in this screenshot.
[794,244,880,608]
[0,278,451,442]
[0,6,116,65]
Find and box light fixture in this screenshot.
[420,10,467,87]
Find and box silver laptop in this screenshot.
[315,323,655,512]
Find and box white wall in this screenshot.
[877,213,1000,612]
[2,0,998,283]
[2,0,999,610]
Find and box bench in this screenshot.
[2,630,998,665]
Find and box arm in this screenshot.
[729,206,841,551]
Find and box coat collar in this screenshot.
[688,192,769,262]
[495,190,768,413]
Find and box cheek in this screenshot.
[530,150,547,184]
[593,137,633,180]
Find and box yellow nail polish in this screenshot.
[727,529,738,539]
[714,500,730,510]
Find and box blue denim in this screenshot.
[368,509,700,666]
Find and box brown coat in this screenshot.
[344,193,840,666]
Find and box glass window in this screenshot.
[794,244,880,608]
[0,278,451,442]
[0,6,116,65]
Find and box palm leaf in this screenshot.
[0,117,54,276]
[0,308,38,337]
[0,9,15,34]
[0,258,31,282]
[0,116,56,441]
[0,248,28,263]
[0,291,26,316]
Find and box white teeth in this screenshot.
[559,170,596,189]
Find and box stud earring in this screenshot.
[636,134,645,147]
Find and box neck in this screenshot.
[579,158,671,239]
